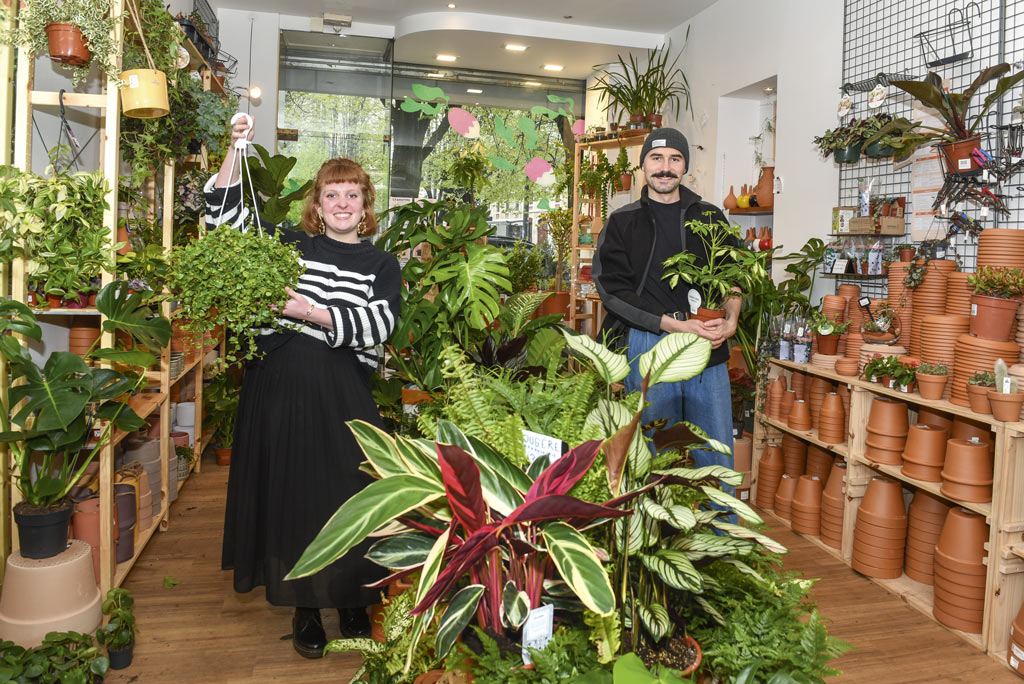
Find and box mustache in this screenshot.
[652,172,678,179]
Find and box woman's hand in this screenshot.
[230,115,255,146]
[280,287,312,320]
[215,114,256,187]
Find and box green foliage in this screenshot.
[969,370,996,387]
[0,0,120,85]
[584,611,622,665]
[96,588,136,650]
[590,37,692,120]
[610,652,692,683]
[325,587,439,684]
[203,372,240,447]
[917,362,947,375]
[122,0,180,74]
[662,213,769,311]
[539,207,574,291]
[116,243,169,293]
[0,632,109,683]
[196,89,237,158]
[503,241,545,294]
[242,144,314,226]
[862,354,898,381]
[447,144,492,202]
[166,225,306,367]
[807,310,850,335]
[683,560,850,683]
[451,625,602,684]
[968,265,1024,299]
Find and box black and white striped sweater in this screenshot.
[203,176,401,372]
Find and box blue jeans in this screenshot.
[625,328,735,493]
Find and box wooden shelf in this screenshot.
[760,414,849,457]
[728,207,773,215]
[869,574,984,649]
[181,36,227,96]
[114,502,167,587]
[579,132,649,150]
[822,272,888,279]
[855,458,993,518]
[171,352,204,386]
[87,392,167,450]
[760,505,845,563]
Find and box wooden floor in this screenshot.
[108,451,1021,683]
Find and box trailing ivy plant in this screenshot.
[122,0,181,74]
[166,224,306,366]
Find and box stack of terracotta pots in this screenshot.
[810,353,843,372]
[859,343,905,375]
[946,272,974,318]
[787,399,811,431]
[820,460,847,549]
[865,396,909,465]
[933,507,989,634]
[920,314,970,400]
[838,383,852,435]
[950,334,1019,407]
[887,262,914,347]
[766,378,784,419]
[808,377,834,429]
[781,434,807,477]
[774,474,798,520]
[790,371,807,400]
[791,475,823,536]
[1017,307,1024,363]
[900,423,949,482]
[835,357,859,376]
[842,284,865,362]
[910,259,957,358]
[780,390,797,423]
[805,445,833,481]
[852,476,907,579]
[68,321,101,358]
[1008,602,1024,675]
[904,491,953,585]
[756,443,784,509]
[978,228,1024,269]
[940,437,994,503]
[818,392,846,444]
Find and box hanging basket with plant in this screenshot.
[119,0,169,118]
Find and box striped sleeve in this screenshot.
[323,253,402,349]
[203,175,250,231]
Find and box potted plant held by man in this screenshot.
[662,212,768,322]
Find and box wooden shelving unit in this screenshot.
[753,357,1024,668]
[567,134,647,336]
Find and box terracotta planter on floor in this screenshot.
[966,384,993,414]
[988,390,1024,421]
[969,294,1020,342]
[916,373,948,400]
[215,447,232,466]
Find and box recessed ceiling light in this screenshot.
[447,2,456,7]
[763,86,775,94]
[436,54,457,62]
[524,81,542,87]
[505,44,528,52]
[427,72,445,78]
[543,64,563,72]
[467,88,483,93]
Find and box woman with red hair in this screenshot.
[204,117,401,658]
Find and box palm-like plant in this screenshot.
[590,37,692,123]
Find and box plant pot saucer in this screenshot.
[933,546,987,576]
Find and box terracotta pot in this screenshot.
[754,166,775,209]
[787,399,811,430]
[865,428,909,451]
[970,294,1020,342]
[867,397,909,436]
[816,333,840,355]
[902,424,948,465]
[916,408,952,432]
[856,515,908,539]
[932,601,982,634]
[215,447,231,466]
[899,248,916,262]
[793,475,823,510]
[966,383,993,414]
[46,293,62,309]
[989,390,1024,421]
[45,23,91,66]
[537,291,570,319]
[933,583,985,610]
[938,135,982,176]
[851,555,903,579]
[616,174,632,192]
[414,670,446,684]
[859,477,907,519]
[401,387,434,406]
[933,548,987,580]
[693,307,725,323]
[950,417,992,445]
[646,113,664,128]
[910,490,953,519]
[916,373,948,400]
[936,507,989,564]
[774,475,798,519]
[854,537,905,560]
[723,186,738,211]
[780,390,797,422]
[942,438,993,486]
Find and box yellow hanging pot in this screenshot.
[120,69,169,118]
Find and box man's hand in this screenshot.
[660,314,716,340]
[702,316,738,349]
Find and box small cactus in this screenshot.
[994,358,1017,393]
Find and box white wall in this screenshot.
[663,0,844,295]
[216,8,282,151]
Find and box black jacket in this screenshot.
[593,184,733,366]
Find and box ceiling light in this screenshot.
[543,64,563,72]
[467,88,482,93]
[505,44,528,52]
[436,54,457,62]
[524,81,541,87]
[447,2,456,7]
[248,85,262,99]
[763,86,775,94]
[427,72,445,78]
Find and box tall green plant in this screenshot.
[242,144,314,226]
[539,207,573,291]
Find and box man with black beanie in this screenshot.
[592,127,740,477]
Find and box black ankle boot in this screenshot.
[338,606,371,639]
[293,607,327,658]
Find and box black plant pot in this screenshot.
[108,642,134,670]
[13,500,73,559]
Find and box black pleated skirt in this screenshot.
[222,334,385,608]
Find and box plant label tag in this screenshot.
[837,95,852,119]
[687,289,701,315]
[522,429,562,465]
[981,206,989,218]
[982,169,990,183]
[1012,642,1024,660]
[971,303,978,316]
[1005,377,1013,393]
[831,258,849,274]
[958,157,972,170]
[797,326,806,338]
[867,84,886,108]
[521,604,554,665]
[128,74,140,89]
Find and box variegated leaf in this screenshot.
[615,513,644,554]
[561,329,630,384]
[287,476,444,579]
[324,637,383,655]
[395,434,442,479]
[671,533,755,560]
[436,584,485,657]
[501,581,531,629]
[365,533,435,570]
[724,558,766,582]
[349,420,414,479]
[694,595,726,626]
[436,420,525,516]
[655,465,745,488]
[712,521,788,554]
[406,529,450,672]
[637,602,671,642]
[542,579,574,597]
[700,485,764,524]
[640,498,696,531]
[694,510,719,524]
[639,550,703,592]
[638,332,711,386]
[543,522,616,616]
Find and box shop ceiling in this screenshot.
[211,0,718,79]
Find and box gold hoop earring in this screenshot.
[357,212,366,233]
[317,212,326,235]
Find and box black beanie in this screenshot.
[639,128,690,169]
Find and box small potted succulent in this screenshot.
[915,362,948,400]
[967,371,996,415]
[990,359,1024,422]
[809,310,850,355]
[967,265,1024,343]
[893,359,918,394]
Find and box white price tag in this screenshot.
[1013,642,1024,660]
[982,169,990,183]
[128,74,140,89]
[831,258,849,274]
[1004,377,1013,393]
[522,430,563,465]
[521,604,554,665]
[981,206,989,218]
[958,158,972,170]
[971,303,978,316]
[797,327,806,338]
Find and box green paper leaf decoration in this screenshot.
[494,117,518,144]
[400,98,424,113]
[411,83,450,103]
[537,198,552,211]
[488,155,518,171]
[517,117,539,150]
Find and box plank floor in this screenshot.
[107,452,1020,683]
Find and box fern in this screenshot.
[449,625,602,684]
